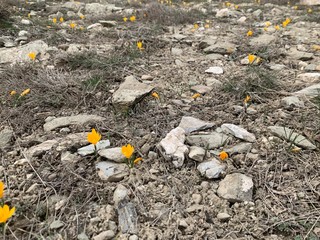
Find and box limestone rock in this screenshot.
[294,83,320,97]
[57,133,89,151]
[27,140,58,157]
[189,146,206,162]
[300,0,320,5]
[281,96,304,108]
[98,147,124,163]
[268,126,316,149]
[0,40,49,64]
[158,127,188,168]
[190,85,213,94]
[216,8,231,18]
[77,140,111,156]
[117,201,138,234]
[197,159,226,179]
[62,1,84,11]
[178,116,214,134]
[112,76,154,111]
[297,73,320,83]
[171,47,183,55]
[93,230,115,240]
[221,124,256,142]
[249,34,276,47]
[206,78,222,88]
[186,132,230,149]
[96,161,129,182]
[50,220,64,229]
[287,48,313,61]
[85,3,109,16]
[205,66,224,75]
[224,143,253,155]
[199,37,217,49]
[0,128,13,148]
[113,184,129,206]
[43,114,105,131]
[217,212,231,221]
[203,42,236,54]
[99,20,117,27]
[217,173,253,202]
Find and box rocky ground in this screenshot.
[0,0,320,239]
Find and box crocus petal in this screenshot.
[0,181,4,198]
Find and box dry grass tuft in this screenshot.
[139,2,207,25]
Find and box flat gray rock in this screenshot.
[50,220,64,229]
[93,230,115,240]
[217,173,253,202]
[197,159,226,179]
[117,201,138,234]
[188,146,206,162]
[112,76,154,112]
[98,147,124,163]
[203,42,236,54]
[287,48,313,61]
[77,140,111,156]
[178,116,214,134]
[297,73,320,82]
[294,83,320,97]
[281,96,304,108]
[57,133,89,152]
[44,114,105,131]
[186,132,230,149]
[27,140,58,157]
[221,124,256,142]
[268,126,316,149]
[224,142,253,155]
[96,161,129,182]
[249,34,276,47]
[0,128,13,148]
[190,85,213,94]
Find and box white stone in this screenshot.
[197,159,226,179]
[43,114,105,131]
[221,124,256,142]
[216,8,230,18]
[159,127,188,168]
[113,184,129,206]
[217,173,253,202]
[205,66,224,75]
